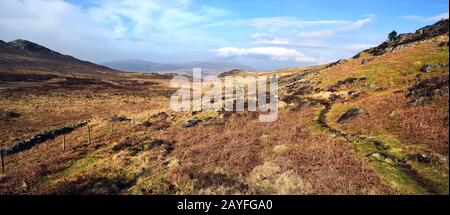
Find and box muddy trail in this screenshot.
[314,99,442,194]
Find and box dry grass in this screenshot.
[161,108,389,194]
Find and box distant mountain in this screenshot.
[102,59,255,76]
[0,39,117,74]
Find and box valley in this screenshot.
[0,20,448,195]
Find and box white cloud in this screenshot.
[253,37,291,45]
[235,17,372,33]
[234,17,350,28]
[248,18,371,46]
[251,36,325,48]
[297,30,335,38]
[0,0,227,62]
[291,18,372,42]
[216,46,316,62]
[87,0,225,42]
[364,13,377,18]
[0,0,381,69]
[341,18,372,31]
[403,12,449,22]
[248,17,372,49]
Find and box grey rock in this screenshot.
[182,119,199,128]
[420,64,433,73]
[337,108,364,123]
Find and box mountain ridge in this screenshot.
[0,39,118,74]
[102,59,256,76]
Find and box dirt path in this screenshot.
[315,99,441,194]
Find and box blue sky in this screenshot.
[0,0,448,70]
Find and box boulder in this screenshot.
[337,108,364,123]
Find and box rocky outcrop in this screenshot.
[356,19,449,57]
[407,75,449,106]
[7,39,56,54]
[326,77,367,91]
[325,59,347,68]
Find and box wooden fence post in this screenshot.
[1,150,5,173]
[62,135,66,151]
[110,123,114,144]
[87,125,91,145]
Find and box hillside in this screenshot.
[0,20,448,195]
[0,39,117,76]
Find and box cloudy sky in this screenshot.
[0,0,448,70]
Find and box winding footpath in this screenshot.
[314,99,441,194]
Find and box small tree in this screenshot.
[388,30,397,41]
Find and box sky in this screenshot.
[0,0,448,70]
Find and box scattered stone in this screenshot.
[109,115,130,122]
[182,119,199,128]
[420,64,433,73]
[288,85,313,95]
[370,152,383,159]
[438,41,448,47]
[416,153,431,163]
[328,93,341,101]
[407,75,449,106]
[407,153,444,164]
[337,77,358,85]
[362,82,376,88]
[337,108,364,123]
